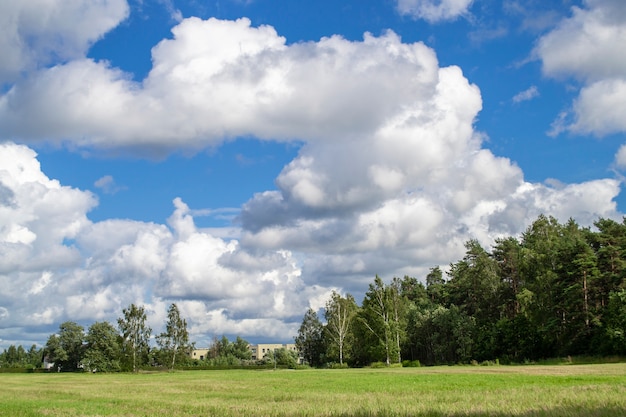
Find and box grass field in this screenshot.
[1,364,625,416]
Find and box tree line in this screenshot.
[1,303,297,371]
[0,344,42,369]
[40,303,190,372]
[296,215,626,367]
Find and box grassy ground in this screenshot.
[1,364,625,416]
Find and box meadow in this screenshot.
[1,364,625,417]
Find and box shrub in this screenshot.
[369,361,387,368]
[328,362,349,369]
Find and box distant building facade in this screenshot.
[190,348,210,361]
[249,343,298,361]
[189,343,298,361]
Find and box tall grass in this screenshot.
[1,364,625,416]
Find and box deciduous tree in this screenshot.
[44,321,85,371]
[359,275,396,365]
[83,321,121,372]
[324,291,357,365]
[118,304,151,372]
[156,303,191,370]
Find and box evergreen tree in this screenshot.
[555,220,600,353]
[425,267,446,306]
[447,240,501,324]
[602,289,626,355]
[0,344,37,368]
[405,304,475,365]
[295,308,325,367]
[26,344,42,368]
[493,236,523,318]
[589,218,626,306]
[230,336,253,361]
[519,215,563,358]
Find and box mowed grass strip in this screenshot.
[1,364,625,416]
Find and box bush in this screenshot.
[367,361,403,368]
[402,360,420,367]
[328,362,349,369]
[0,367,30,373]
[369,361,387,368]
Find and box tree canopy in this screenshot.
[118,304,152,372]
[295,215,626,367]
[157,303,192,370]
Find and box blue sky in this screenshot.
[1,0,626,349]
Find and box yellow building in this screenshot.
[190,343,298,361]
[249,343,298,360]
[190,348,210,361]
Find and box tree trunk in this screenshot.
[583,271,589,327]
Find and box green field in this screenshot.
[1,364,625,416]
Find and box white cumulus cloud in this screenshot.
[0,0,129,84]
[614,144,626,169]
[535,0,626,137]
[396,0,474,22]
[0,142,335,348]
[0,10,623,348]
[0,18,440,154]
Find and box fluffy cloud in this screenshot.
[0,142,330,348]
[569,79,626,135]
[0,12,623,348]
[0,0,129,84]
[0,18,439,153]
[396,0,474,22]
[0,143,96,274]
[535,0,626,137]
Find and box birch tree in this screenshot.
[157,303,191,370]
[360,275,394,365]
[324,291,357,365]
[118,304,151,372]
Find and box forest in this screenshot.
[296,215,626,367]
